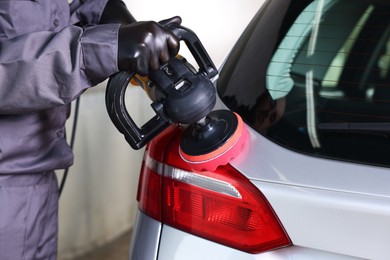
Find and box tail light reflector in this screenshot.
[137,127,291,254]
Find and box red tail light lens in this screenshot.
[137,127,291,254]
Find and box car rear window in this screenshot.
[218,0,390,168]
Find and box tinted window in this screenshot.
[218,0,390,168]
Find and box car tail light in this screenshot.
[137,126,291,254]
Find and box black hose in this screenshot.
[59,97,81,198]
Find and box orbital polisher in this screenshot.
[105,24,249,171]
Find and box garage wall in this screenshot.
[58,0,264,258]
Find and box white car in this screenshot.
[129,0,390,259]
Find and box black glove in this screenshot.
[100,0,136,25]
[117,16,182,75]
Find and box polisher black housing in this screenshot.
[180,110,238,157]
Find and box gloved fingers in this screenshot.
[149,19,181,71]
[149,28,171,71]
[158,16,182,27]
[149,39,172,71]
[159,44,170,64]
[165,32,180,57]
[149,48,160,71]
[117,18,182,75]
[158,16,182,58]
[130,43,150,76]
[136,53,150,76]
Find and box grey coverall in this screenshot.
[0,0,120,258]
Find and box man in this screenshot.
[0,0,181,259]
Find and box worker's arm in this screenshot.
[70,0,136,26]
[0,0,180,114]
[0,24,119,114]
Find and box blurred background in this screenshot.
[58,0,264,259]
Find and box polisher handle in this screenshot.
[105,71,170,150]
[166,24,218,79]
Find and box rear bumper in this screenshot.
[129,210,362,260]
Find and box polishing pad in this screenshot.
[179,110,249,171]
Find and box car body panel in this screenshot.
[128,211,161,260]
[228,128,390,259]
[230,127,390,197]
[158,223,362,260]
[251,173,390,260]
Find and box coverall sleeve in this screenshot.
[0,24,120,114]
[0,1,120,114]
[70,0,110,26]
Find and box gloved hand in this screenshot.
[117,16,182,75]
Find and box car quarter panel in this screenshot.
[158,224,363,260]
[229,128,390,260]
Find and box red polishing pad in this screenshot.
[179,110,249,172]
